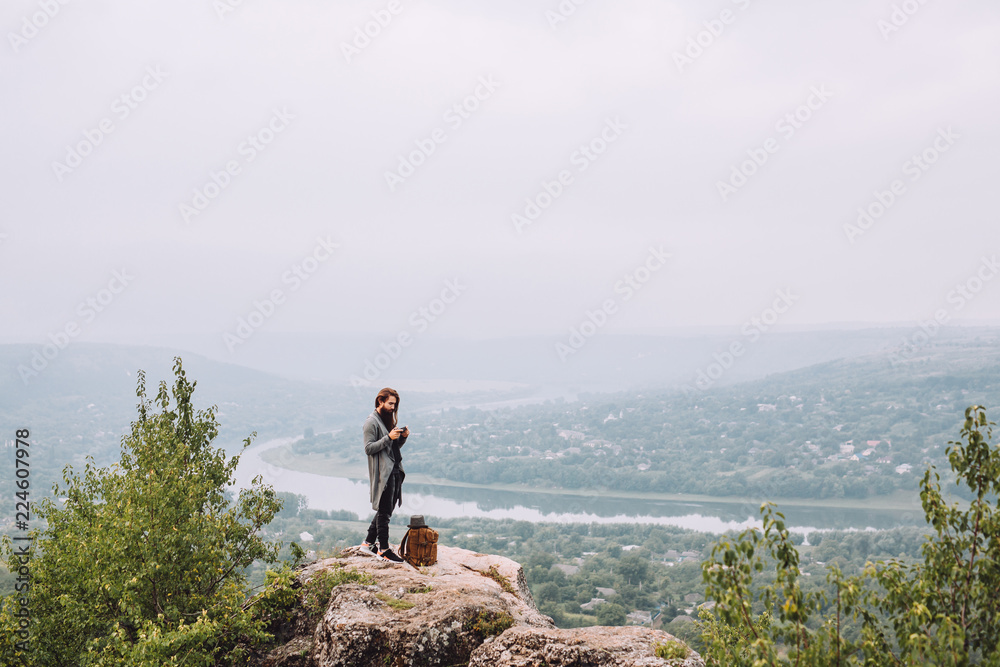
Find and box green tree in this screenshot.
[618,551,651,585]
[596,602,627,626]
[699,405,1000,666]
[1,358,283,666]
[867,405,1000,663]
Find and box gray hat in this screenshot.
[408,515,428,529]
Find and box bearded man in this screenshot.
[360,387,409,563]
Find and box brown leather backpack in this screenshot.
[399,515,438,567]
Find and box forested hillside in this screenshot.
[290,334,1000,501]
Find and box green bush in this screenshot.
[0,359,283,666]
[465,610,514,639]
[653,638,690,660]
[699,405,1000,665]
[302,567,375,619]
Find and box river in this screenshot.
[232,437,925,540]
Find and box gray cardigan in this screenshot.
[364,411,406,511]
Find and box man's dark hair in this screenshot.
[375,387,399,430]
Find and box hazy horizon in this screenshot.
[3,1,999,374]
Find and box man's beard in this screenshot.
[378,405,396,430]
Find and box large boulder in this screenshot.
[468,626,705,667]
[260,544,702,667]
[263,544,550,666]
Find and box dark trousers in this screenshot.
[365,473,398,550]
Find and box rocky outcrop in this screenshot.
[261,544,702,667]
[469,626,705,667]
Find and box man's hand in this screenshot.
[389,427,404,440]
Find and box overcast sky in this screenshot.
[3,0,999,356]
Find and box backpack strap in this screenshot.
[399,528,410,557]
